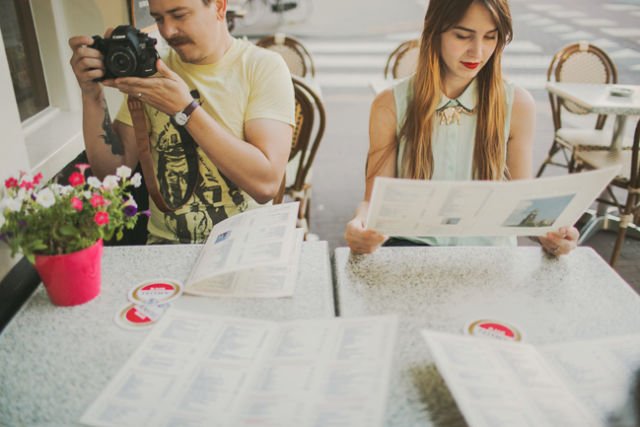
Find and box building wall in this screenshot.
[0,0,128,280]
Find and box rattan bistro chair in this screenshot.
[274,76,326,236]
[383,39,420,79]
[537,42,626,177]
[573,119,640,267]
[256,33,316,78]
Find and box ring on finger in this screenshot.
[137,92,143,98]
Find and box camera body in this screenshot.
[92,25,159,80]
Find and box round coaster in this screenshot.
[114,302,169,330]
[464,319,524,342]
[128,279,183,304]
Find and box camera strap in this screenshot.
[127,97,198,213]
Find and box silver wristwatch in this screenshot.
[172,100,199,126]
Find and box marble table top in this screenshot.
[334,246,640,427]
[0,241,334,426]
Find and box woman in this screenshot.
[345,0,579,255]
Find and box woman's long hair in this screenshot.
[398,0,513,181]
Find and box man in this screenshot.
[68,0,295,243]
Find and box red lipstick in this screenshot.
[461,62,480,69]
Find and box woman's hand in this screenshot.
[538,226,579,257]
[344,216,388,254]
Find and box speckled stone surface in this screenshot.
[0,241,333,427]
[334,246,640,427]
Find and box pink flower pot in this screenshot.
[34,239,103,306]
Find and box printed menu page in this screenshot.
[422,331,640,427]
[366,166,620,237]
[186,229,304,298]
[185,202,300,296]
[81,311,397,427]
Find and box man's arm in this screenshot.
[110,59,292,203]
[69,34,138,179]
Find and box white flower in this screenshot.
[4,197,22,212]
[116,165,132,178]
[102,175,119,190]
[35,188,56,208]
[130,173,142,188]
[87,177,102,188]
[58,185,73,196]
[83,191,92,199]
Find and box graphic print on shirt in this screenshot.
[152,89,247,243]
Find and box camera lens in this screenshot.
[106,49,137,77]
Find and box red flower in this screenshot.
[70,197,83,211]
[19,180,34,190]
[68,172,85,187]
[5,177,18,189]
[90,194,106,208]
[94,211,109,226]
[33,172,43,185]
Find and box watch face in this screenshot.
[174,112,188,126]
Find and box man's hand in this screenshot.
[68,29,114,96]
[104,59,193,115]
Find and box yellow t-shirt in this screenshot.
[116,38,295,243]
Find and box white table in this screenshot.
[545,82,640,151]
[0,242,334,426]
[334,246,640,427]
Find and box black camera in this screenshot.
[92,25,159,80]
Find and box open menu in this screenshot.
[81,311,398,427]
[184,202,301,297]
[366,166,620,237]
[422,330,640,427]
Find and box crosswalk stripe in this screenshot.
[603,4,640,11]
[542,24,574,33]
[306,42,401,53]
[602,28,640,37]
[572,19,616,27]
[315,72,548,90]
[548,10,586,18]
[315,73,381,88]
[313,54,550,70]
[526,4,563,11]
[560,31,594,40]
[609,49,640,59]
[504,74,547,90]
[314,55,386,68]
[306,40,543,56]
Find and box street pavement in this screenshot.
[235,0,640,291]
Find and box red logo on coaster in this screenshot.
[465,319,523,341]
[124,306,152,325]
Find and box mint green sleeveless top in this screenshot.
[393,76,517,247]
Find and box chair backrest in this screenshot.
[384,39,420,79]
[547,42,618,131]
[274,76,326,204]
[256,33,316,78]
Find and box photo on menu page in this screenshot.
[502,194,576,228]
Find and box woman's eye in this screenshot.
[455,34,470,40]
[485,35,497,41]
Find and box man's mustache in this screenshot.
[167,37,192,46]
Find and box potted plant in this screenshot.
[0,164,148,306]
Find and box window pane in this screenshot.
[0,0,49,121]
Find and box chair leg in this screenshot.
[536,140,563,177]
[610,194,637,267]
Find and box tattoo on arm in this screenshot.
[99,101,124,155]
